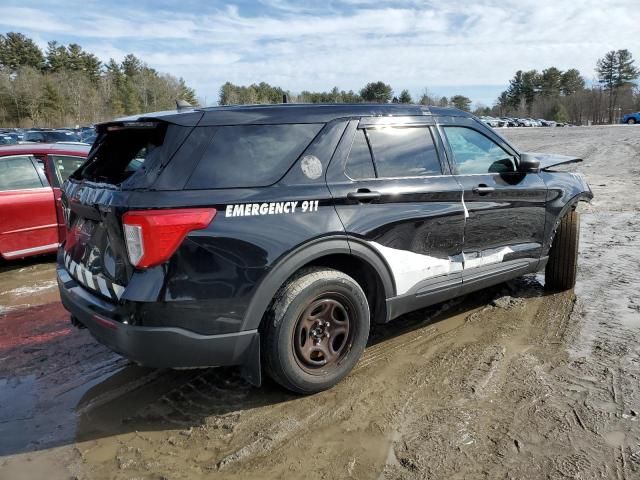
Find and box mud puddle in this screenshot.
[1,126,640,479]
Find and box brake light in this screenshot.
[122,208,216,268]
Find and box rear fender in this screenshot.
[240,237,395,331]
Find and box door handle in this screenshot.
[472,184,495,195]
[347,189,381,203]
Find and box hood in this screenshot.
[522,152,582,171]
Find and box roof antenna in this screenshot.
[282,94,288,104]
[176,99,193,112]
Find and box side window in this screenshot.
[50,155,86,184]
[345,130,375,179]
[443,127,516,174]
[366,127,442,178]
[187,124,323,189]
[0,156,43,191]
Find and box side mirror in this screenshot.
[519,153,540,173]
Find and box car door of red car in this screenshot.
[44,154,87,243]
[0,155,59,259]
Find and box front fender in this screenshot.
[541,169,593,256]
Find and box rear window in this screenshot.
[186,124,323,189]
[75,122,189,185]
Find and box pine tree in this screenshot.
[597,49,640,123]
[0,32,45,72]
[398,89,412,103]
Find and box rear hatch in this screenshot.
[61,112,324,302]
[62,114,199,301]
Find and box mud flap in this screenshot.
[240,333,262,387]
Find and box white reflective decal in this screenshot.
[225,200,319,217]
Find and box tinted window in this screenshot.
[187,124,323,189]
[444,127,516,174]
[24,132,45,142]
[345,130,375,179]
[46,131,80,142]
[51,155,86,184]
[366,127,441,178]
[0,156,43,190]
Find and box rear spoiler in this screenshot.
[96,109,204,131]
[521,152,583,171]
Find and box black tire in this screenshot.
[628,118,637,125]
[545,210,580,291]
[261,267,370,394]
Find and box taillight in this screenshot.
[122,208,216,268]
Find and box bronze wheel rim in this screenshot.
[293,295,353,373]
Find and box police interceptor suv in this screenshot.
[57,104,592,394]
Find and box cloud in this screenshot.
[0,0,638,105]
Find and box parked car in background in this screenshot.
[0,134,17,145]
[479,116,506,128]
[501,117,518,127]
[0,143,89,260]
[80,132,97,144]
[22,130,81,144]
[622,112,640,124]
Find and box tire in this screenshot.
[545,210,580,291]
[261,267,370,394]
[628,118,637,125]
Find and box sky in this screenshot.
[0,0,638,107]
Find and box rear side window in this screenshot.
[366,127,442,178]
[0,156,43,190]
[186,124,322,189]
[345,130,376,180]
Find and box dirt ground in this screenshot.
[1,125,639,480]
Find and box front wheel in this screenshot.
[262,267,370,394]
[628,118,637,125]
[545,210,580,291]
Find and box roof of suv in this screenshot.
[112,103,473,127]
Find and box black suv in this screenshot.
[57,104,592,393]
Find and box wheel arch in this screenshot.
[544,191,591,256]
[241,236,395,331]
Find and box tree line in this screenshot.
[481,49,640,124]
[219,80,474,112]
[0,32,197,127]
[220,50,639,125]
[2,31,638,127]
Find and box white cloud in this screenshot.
[1,0,638,104]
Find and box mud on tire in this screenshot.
[261,267,370,394]
[545,209,580,291]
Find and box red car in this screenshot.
[0,143,89,260]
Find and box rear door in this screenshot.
[438,121,547,285]
[327,117,465,312]
[0,155,58,259]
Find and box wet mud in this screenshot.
[1,126,639,479]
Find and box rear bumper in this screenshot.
[56,266,261,384]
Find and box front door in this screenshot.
[0,155,58,259]
[439,124,547,283]
[327,118,466,313]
